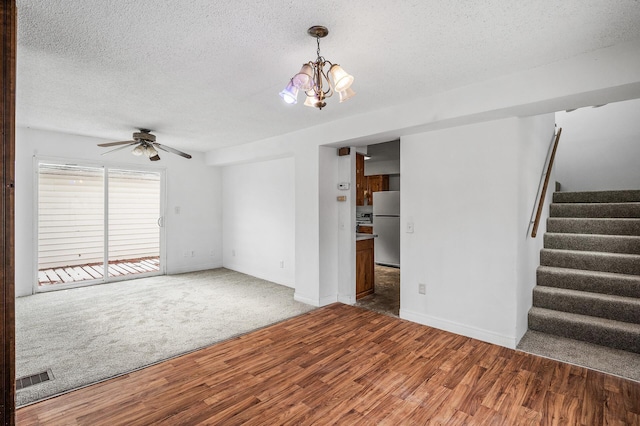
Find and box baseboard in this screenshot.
[167,262,223,275]
[319,294,338,306]
[400,308,517,349]
[338,294,355,305]
[294,293,338,307]
[222,263,294,289]
[294,293,320,307]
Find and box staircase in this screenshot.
[528,189,640,354]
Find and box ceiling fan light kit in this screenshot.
[280,26,355,110]
[97,129,192,161]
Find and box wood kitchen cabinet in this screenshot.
[358,225,373,234]
[356,238,375,299]
[356,153,389,206]
[366,174,389,205]
[356,153,365,206]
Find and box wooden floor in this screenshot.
[16,304,640,425]
[38,257,160,286]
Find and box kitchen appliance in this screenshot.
[356,212,372,225]
[373,191,400,267]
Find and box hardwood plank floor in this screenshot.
[16,304,640,425]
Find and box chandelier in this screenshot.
[279,26,355,110]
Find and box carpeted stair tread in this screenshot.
[553,190,640,204]
[546,217,640,236]
[528,307,640,353]
[550,202,640,218]
[537,266,640,298]
[540,249,640,275]
[517,330,640,382]
[533,285,640,324]
[528,189,640,357]
[544,233,640,255]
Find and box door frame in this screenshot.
[1,0,17,423]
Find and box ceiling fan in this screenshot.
[97,129,192,161]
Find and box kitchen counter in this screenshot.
[356,233,378,241]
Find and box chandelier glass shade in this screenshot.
[280,26,355,110]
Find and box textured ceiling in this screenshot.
[16,1,640,153]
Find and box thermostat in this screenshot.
[338,182,350,190]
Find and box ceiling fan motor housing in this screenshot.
[133,131,156,142]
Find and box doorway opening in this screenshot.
[36,161,164,290]
[354,140,400,316]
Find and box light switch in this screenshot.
[406,222,414,233]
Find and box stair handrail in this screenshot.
[530,127,562,238]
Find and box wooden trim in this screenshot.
[1,0,17,424]
[337,147,350,156]
[531,127,562,238]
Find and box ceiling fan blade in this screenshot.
[100,142,138,155]
[149,154,161,161]
[97,140,136,147]
[154,143,192,159]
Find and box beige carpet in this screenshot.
[15,268,315,406]
[518,330,640,382]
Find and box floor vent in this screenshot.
[16,370,53,390]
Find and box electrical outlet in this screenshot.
[191,250,195,257]
[280,260,284,268]
[418,283,426,294]
[232,249,236,257]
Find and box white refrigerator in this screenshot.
[373,191,400,267]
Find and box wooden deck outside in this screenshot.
[38,257,160,286]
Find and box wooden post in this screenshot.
[1,0,17,424]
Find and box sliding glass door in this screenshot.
[37,161,164,290]
[37,164,105,286]
[107,169,162,278]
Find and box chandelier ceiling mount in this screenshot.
[307,25,329,39]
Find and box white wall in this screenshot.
[15,127,223,297]
[555,98,640,191]
[515,116,557,340]
[337,150,356,304]
[205,40,640,313]
[389,175,400,191]
[400,115,554,348]
[365,160,400,176]
[318,147,340,301]
[221,157,295,287]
